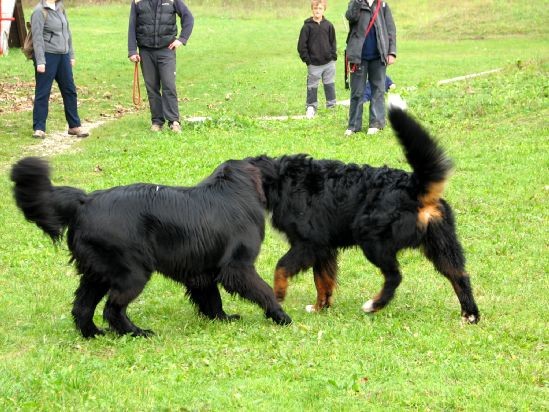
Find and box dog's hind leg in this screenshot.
[273,244,317,302]
[103,272,153,337]
[219,263,292,325]
[186,283,241,321]
[307,255,338,313]
[422,213,480,323]
[72,276,110,338]
[359,245,402,314]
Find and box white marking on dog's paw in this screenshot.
[361,300,375,313]
[388,94,407,111]
[464,314,477,323]
[305,304,316,313]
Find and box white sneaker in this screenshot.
[367,127,380,135]
[344,129,354,136]
[305,106,316,119]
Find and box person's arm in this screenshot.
[297,25,310,65]
[128,0,138,58]
[64,9,75,62]
[384,3,396,59]
[31,8,46,67]
[329,22,337,61]
[174,0,194,45]
[345,0,363,23]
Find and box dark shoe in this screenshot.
[32,130,46,139]
[68,127,89,138]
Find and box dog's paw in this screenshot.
[305,304,316,313]
[361,299,376,313]
[224,314,242,322]
[131,328,155,338]
[267,308,292,325]
[388,94,407,111]
[462,313,480,324]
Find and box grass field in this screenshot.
[0,0,548,410]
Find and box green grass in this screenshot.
[1,0,548,410]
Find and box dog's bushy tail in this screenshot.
[388,103,453,215]
[10,157,86,242]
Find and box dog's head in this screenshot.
[205,160,267,207]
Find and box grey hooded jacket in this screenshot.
[345,0,396,64]
[31,0,74,66]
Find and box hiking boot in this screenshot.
[68,127,89,138]
[32,130,46,139]
[305,106,316,119]
[170,121,182,133]
[150,124,163,132]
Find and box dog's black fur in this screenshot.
[11,158,291,338]
[247,107,480,323]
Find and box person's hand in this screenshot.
[70,59,75,67]
[386,54,396,65]
[168,39,182,50]
[37,64,45,73]
[129,54,141,63]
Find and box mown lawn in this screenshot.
[0,0,547,410]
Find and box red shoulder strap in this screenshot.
[365,1,382,37]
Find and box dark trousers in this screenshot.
[33,52,81,132]
[139,47,179,126]
[348,58,386,132]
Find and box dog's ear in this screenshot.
[244,163,267,206]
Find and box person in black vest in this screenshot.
[128,0,194,133]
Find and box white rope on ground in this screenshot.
[437,68,502,85]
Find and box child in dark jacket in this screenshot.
[297,0,337,119]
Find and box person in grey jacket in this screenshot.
[344,0,396,136]
[128,0,194,133]
[30,0,88,139]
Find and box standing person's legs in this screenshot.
[140,48,164,127]
[322,61,336,109]
[306,64,322,113]
[55,53,81,129]
[367,58,387,129]
[33,52,59,132]
[347,62,367,132]
[157,48,179,125]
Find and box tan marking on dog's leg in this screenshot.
[309,271,336,312]
[274,267,290,302]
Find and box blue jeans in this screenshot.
[347,58,386,132]
[33,53,81,132]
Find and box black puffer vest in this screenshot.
[135,0,177,49]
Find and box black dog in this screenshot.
[247,105,480,323]
[11,158,291,338]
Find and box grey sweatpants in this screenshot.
[139,47,179,126]
[306,61,337,110]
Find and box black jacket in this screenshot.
[128,0,194,54]
[297,17,337,66]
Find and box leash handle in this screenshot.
[132,61,141,108]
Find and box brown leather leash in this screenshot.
[133,62,141,108]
